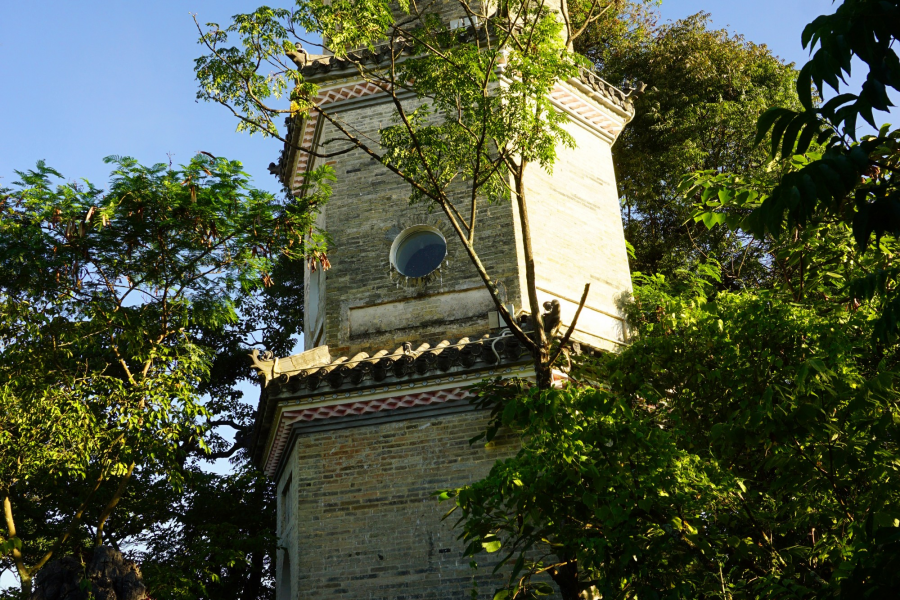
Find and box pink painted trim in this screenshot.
[264,386,471,475]
[293,82,387,190]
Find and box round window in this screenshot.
[391,226,447,278]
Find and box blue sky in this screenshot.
[0,0,868,193]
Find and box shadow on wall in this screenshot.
[279,551,291,599]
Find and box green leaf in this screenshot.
[797,63,815,110]
[795,119,821,155]
[755,107,791,147]
[771,111,798,158]
[781,115,806,158]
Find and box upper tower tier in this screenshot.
[270,22,637,358]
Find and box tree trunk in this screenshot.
[30,547,146,600]
[512,161,552,389]
[534,343,552,389]
[550,562,583,600]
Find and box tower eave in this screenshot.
[271,45,638,191]
[249,333,536,475]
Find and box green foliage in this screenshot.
[193,0,660,385]
[135,466,276,600]
[448,4,900,598]
[380,11,579,201]
[572,0,657,68]
[580,10,800,288]
[0,155,328,591]
[194,7,320,134]
[686,0,900,340]
[682,152,886,309]
[195,0,585,208]
[448,271,900,599]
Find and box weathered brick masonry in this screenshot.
[281,408,517,599]
[252,344,537,599]
[313,94,524,358]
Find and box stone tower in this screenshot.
[250,10,636,598]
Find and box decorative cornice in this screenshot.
[549,80,628,143]
[259,334,530,399]
[248,332,533,469]
[272,42,639,191]
[261,362,535,476]
[265,386,465,476]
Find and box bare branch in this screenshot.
[208,419,248,431]
[548,283,590,368]
[205,442,245,461]
[95,461,136,546]
[568,1,614,46]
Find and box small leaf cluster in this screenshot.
[379,7,581,207]
[194,7,319,135]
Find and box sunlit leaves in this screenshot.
[680,0,900,341]
[194,0,585,231]
[297,0,394,55]
[592,11,800,286]
[0,155,329,581]
[194,8,317,136]
[450,273,900,598]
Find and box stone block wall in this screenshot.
[305,83,632,356]
[278,407,519,599]
[521,107,632,349]
[389,0,475,27]
[313,94,524,357]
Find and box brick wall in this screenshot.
[524,114,632,313]
[520,94,633,349]
[313,95,524,357]
[389,0,474,27]
[276,7,634,600]
[304,81,632,356]
[279,407,519,599]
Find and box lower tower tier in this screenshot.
[251,334,544,599]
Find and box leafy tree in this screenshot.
[193,0,654,387]
[447,267,900,599]
[445,2,900,598]
[688,0,900,339]
[0,156,329,595]
[130,466,276,600]
[580,10,801,287]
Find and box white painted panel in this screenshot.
[350,287,494,336]
[536,288,627,346]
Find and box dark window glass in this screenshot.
[395,230,446,277]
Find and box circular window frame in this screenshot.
[389,225,448,278]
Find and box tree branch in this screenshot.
[208,419,248,430]
[3,496,30,592]
[548,283,590,368]
[205,441,246,461]
[33,467,107,573]
[95,461,135,547]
